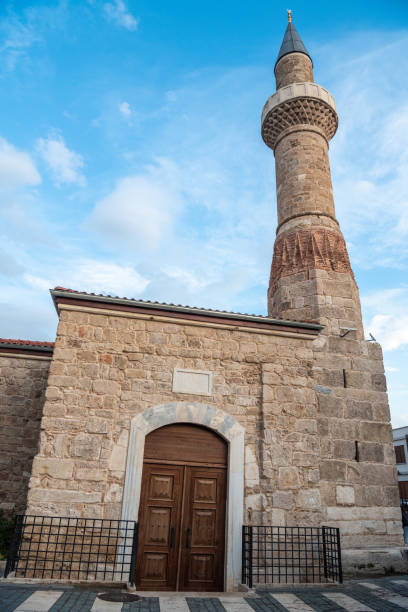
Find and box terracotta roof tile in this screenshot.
[0,338,54,348]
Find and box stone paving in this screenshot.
[0,576,407,611]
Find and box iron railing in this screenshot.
[242,525,342,587]
[5,515,138,584]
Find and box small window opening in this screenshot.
[355,440,360,462]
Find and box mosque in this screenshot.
[0,16,405,590]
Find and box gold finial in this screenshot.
[287,8,292,23]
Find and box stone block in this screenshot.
[320,460,346,481]
[367,343,383,360]
[336,485,355,505]
[32,457,73,479]
[105,483,123,503]
[313,368,344,387]
[334,439,355,460]
[109,445,127,472]
[45,387,63,401]
[29,488,102,503]
[53,348,76,362]
[372,373,387,391]
[296,489,321,510]
[272,491,293,510]
[275,386,294,402]
[70,433,101,459]
[295,419,317,434]
[383,486,401,506]
[360,422,392,444]
[360,463,396,486]
[76,468,106,481]
[360,486,385,507]
[92,380,120,395]
[346,400,372,420]
[278,467,300,489]
[358,442,384,463]
[85,418,109,434]
[317,393,343,417]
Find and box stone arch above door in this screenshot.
[121,402,245,590]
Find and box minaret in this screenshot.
[263,12,363,339]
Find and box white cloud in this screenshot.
[0,137,41,190]
[0,13,41,72]
[86,159,181,250]
[325,33,408,268]
[363,289,408,351]
[103,0,139,31]
[23,260,149,299]
[65,260,150,296]
[0,4,67,73]
[23,274,51,290]
[119,101,132,117]
[36,134,86,187]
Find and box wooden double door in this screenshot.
[135,424,227,591]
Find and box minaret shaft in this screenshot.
[262,28,364,338]
[275,129,336,230]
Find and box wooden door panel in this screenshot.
[148,473,175,500]
[193,478,217,503]
[189,554,215,582]
[135,464,183,590]
[145,507,171,546]
[192,509,216,546]
[179,467,226,591]
[143,553,168,581]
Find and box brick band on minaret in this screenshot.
[263,19,363,336]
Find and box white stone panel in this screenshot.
[172,368,212,396]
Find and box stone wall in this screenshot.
[26,307,269,519]
[275,52,313,89]
[26,304,403,549]
[0,354,50,514]
[274,130,336,226]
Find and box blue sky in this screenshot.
[1,1,408,426]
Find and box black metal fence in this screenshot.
[5,515,138,584]
[242,526,342,587]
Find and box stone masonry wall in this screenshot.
[0,355,50,514]
[26,306,403,549]
[274,130,336,227]
[275,53,313,89]
[26,307,270,519]
[268,265,402,548]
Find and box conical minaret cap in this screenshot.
[275,21,312,70]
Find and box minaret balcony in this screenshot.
[261,82,338,150]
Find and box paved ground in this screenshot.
[0,576,407,611]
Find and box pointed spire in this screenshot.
[275,12,312,69]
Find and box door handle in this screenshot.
[186,527,191,549]
[169,527,175,548]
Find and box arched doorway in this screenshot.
[135,423,227,591]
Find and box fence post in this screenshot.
[4,514,24,578]
[128,523,139,587]
[321,526,328,581]
[336,527,343,584]
[248,526,253,589]
[241,526,246,585]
